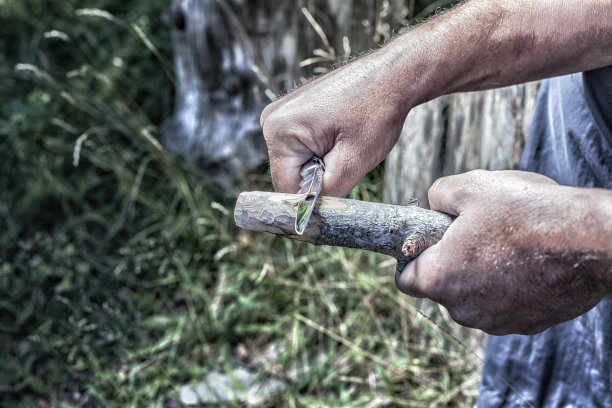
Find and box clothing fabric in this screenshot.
[477,66,612,407]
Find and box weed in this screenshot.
[1,1,478,406]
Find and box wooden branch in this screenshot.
[234,192,453,271]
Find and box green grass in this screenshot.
[1,1,479,406]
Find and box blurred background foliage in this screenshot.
[0,0,475,407]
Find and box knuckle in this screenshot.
[449,171,487,203]
[263,118,307,145]
[465,168,488,178]
[261,114,281,142]
[260,100,279,126]
[428,174,478,211]
[461,170,487,190]
[428,175,448,196]
[261,109,292,137]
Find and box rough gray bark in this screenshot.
[235,191,453,272]
[385,82,541,207]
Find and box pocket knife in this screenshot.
[294,156,325,235]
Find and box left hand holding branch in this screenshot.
[395,170,612,335]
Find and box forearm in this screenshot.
[374,0,612,112]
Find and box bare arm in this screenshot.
[385,0,612,107]
[260,0,612,334]
[261,0,612,196]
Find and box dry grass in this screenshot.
[1,1,479,406]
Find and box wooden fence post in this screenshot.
[383,82,541,352]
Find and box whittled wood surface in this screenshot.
[235,191,453,272]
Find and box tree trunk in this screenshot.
[162,0,406,187]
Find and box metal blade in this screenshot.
[295,157,325,235]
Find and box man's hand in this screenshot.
[260,50,410,197]
[396,170,612,335]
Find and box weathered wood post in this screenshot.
[383,83,541,352]
[385,83,540,207]
[161,0,269,188]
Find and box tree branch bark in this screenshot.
[235,192,453,271]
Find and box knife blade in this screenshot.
[295,156,325,235]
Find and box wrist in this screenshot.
[375,33,439,112]
[355,43,421,120]
[568,186,612,295]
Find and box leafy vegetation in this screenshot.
[1,0,477,406]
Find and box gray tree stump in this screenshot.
[385,82,541,207]
[161,0,409,189]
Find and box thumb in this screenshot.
[428,171,487,215]
[395,242,446,300]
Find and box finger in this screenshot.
[395,242,446,300]
[428,170,486,215]
[320,146,363,197]
[259,100,278,127]
[268,155,305,193]
[263,125,316,193]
